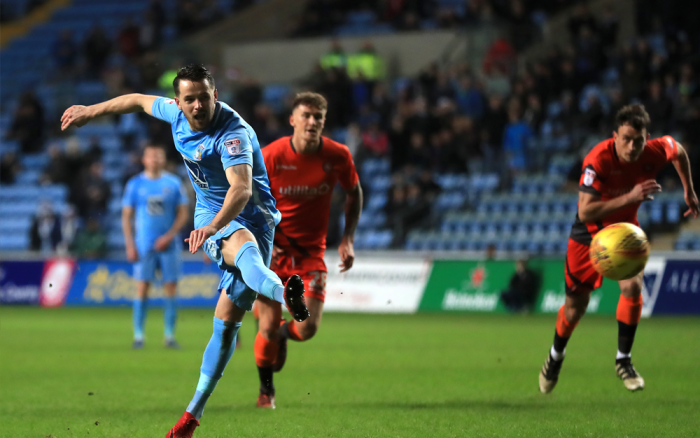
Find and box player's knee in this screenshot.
[258,319,280,341]
[299,320,319,340]
[620,280,642,298]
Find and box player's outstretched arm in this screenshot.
[578,180,661,223]
[670,142,699,218]
[61,94,160,131]
[338,182,363,273]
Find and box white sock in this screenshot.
[550,345,565,361]
[616,350,631,360]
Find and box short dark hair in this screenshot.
[292,92,328,112]
[615,104,650,133]
[143,143,166,154]
[173,64,215,95]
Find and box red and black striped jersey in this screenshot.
[569,136,679,245]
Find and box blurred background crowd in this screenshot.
[1,0,699,258]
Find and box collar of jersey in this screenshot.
[289,136,323,155]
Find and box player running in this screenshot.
[61,64,310,438]
[253,92,362,408]
[539,104,699,394]
[122,144,189,349]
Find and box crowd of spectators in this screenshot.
[3,0,700,253]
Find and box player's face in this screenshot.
[614,124,649,163]
[290,104,326,143]
[175,79,218,132]
[142,147,166,173]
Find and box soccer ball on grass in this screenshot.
[590,223,650,281]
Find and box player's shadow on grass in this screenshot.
[337,400,549,411]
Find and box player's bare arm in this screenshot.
[61,94,159,131]
[121,206,138,262]
[155,204,190,251]
[185,164,253,254]
[578,180,661,223]
[338,182,363,272]
[670,142,699,218]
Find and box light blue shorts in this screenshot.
[201,219,274,311]
[133,249,181,283]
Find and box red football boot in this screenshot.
[165,412,199,438]
[256,393,276,409]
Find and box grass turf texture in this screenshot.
[1,308,699,438]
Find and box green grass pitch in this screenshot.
[1,307,699,437]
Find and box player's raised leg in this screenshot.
[217,228,309,322]
[615,271,645,391]
[254,295,283,408]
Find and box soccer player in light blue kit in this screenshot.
[122,144,189,349]
[61,64,309,438]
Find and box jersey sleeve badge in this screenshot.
[583,168,596,186]
[224,138,241,155]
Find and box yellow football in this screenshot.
[590,223,650,281]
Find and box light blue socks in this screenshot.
[164,296,177,340]
[186,317,241,419]
[132,297,147,340]
[234,242,285,303]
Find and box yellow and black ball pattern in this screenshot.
[590,223,650,281]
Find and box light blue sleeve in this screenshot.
[177,180,189,206]
[216,127,253,170]
[151,97,180,124]
[122,178,137,208]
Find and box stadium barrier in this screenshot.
[1,255,698,315]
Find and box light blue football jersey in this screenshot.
[151,97,281,232]
[122,171,189,254]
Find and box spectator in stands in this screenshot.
[644,81,673,134]
[139,9,162,52]
[361,121,389,157]
[70,216,107,259]
[40,144,70,185]
[235,77,263,121]
[482,95,508,148]
[52,30,78,78]
[0,152,21,184]
[57,205,80,256]
[73,161,111,219]
[503,103,533,173]
[347,41,385,87]
[63,137,85,188]
[29,202,62,254]
[454,75,485,121]
[500,258,538,313]
[597,5,619,49]
[5,92,45,154]
[83,25,112,78]
[567,3,597,41]
[320,40,348,71]
[118,17,141,59]
[176,0,199,35]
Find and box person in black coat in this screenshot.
[501,258,539,312]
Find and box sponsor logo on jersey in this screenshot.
[583,168,596,186]
[182,156,209,189]
[224,138,241,155]
[276,164,298,170]
[279,183,331,197]
[194,144,205,161]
